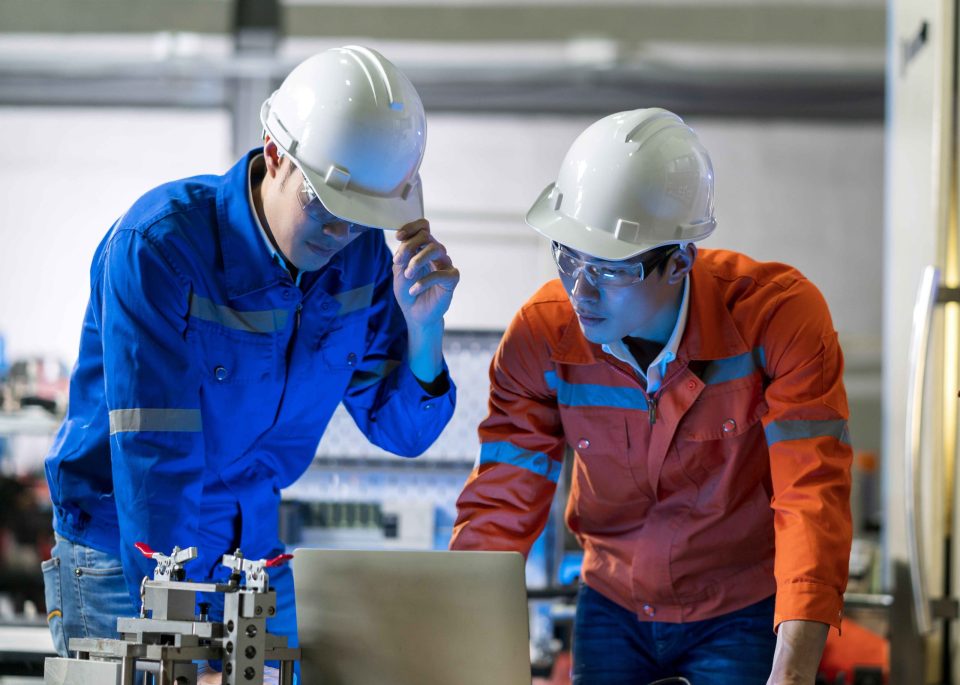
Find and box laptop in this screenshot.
[293,549,532,685]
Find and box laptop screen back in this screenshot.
[293,549,531,685]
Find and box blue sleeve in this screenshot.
[100,227,207,607]
[340,240,456,457]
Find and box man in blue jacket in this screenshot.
[41,45,459,657]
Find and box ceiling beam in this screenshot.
[285,3,883,49]
[0,0,884,53]
[0,0,234,34]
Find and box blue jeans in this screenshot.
[572,585,777,685]
[41,535,138,657]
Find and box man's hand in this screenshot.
[767,619,829,685]
[197,671,221,685]
[392,219,460,385]
[392,219,460,328]
[197,665,280,684]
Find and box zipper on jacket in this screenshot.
[295,303,302,330]
[605,360,661,425]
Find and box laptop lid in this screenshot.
[293,549,531,685]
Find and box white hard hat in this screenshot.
[260,45,426,230]
[526,108,716,261]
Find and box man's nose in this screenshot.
[322,221,350,241]
[570,268,600,302]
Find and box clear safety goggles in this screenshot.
[552,241,679,288]
[296,175,369,235]
[278,150,369,234]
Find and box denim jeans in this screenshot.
[572,584,777,685]
[40,535,138,657]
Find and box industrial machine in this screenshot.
[43,544,300,685]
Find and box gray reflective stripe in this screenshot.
[190,295,288,333]
[702,347,766,385]
[348,360,402,391]
[765,419,850,446]
[109,409,202,434]
[334,283,375,315]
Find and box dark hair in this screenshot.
[640,244,681,275]
[277,157,297,191]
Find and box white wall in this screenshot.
[425,114,884,352]
[0,108,882,367]
[0,107,232,363]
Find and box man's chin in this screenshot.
[578,321,614,345]
[293,252,333,272]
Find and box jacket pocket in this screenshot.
[319,318,368,371]
[560,407,653,533]
[188,319,279,385]
[677,377,769,483]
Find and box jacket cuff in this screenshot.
[774,581,844,633]
[399,358,455,412]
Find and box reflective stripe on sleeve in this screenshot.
[478,442,562,483]
[334,283,375,315]
[544,370,558,390]
[348,360,402,390]
[765,419,850,446]
[109,408,202,434]
[702,347,766,385]
[190,294,288,333]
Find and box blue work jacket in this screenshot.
[45,150,456,609]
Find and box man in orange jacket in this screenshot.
[450,109,852,684]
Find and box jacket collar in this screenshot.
[216,149,344,300]
[677,257,750,362]
[550,256,749,366]
[217,149,287,299]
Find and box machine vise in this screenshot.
[43,544,300,685]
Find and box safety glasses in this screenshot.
[552,242,679,288]
[295,176,369,235]
[278,151,370,234]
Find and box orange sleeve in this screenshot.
[449,306,566,556]
[761,278,853,632]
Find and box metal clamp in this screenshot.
[221,549,294,593]
[134,541,197,582]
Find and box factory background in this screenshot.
[0,1,894,682]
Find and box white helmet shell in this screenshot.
[526,108,716,260]
[260,45,426,230]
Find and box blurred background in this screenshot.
[0,0,903,682]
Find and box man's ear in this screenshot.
[263,137,283,177]
[666,243,697,285]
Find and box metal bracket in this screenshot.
[930,596,960,620]
[221,549,293,593]
[135,542,197,582]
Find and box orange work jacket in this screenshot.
[450,249,852,631]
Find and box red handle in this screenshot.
[265,553,294,568]
[135,542,157,558]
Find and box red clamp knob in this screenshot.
[135,542,157,558]
[265,553,294,568]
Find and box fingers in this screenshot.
[394,222,456,281]
[392,219,459,299]
[393,227,433,267]
[408,267,460,297]
[395,218,430,241]
[404,241,449,279]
